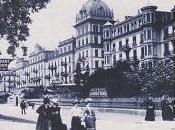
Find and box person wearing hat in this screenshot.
[49,98,67,130]
[170,99,175,119]
[70,100,84,130]
[36,98,51,130]
[144,97,155,121]
[161,95,174,121]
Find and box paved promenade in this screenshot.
[0,104,174,130]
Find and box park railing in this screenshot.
[19,97,174,110]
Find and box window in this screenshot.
[141,47,144,59]
[133,50,137,60]
[119,41,122,50]
[112,43,116,51]
[147,13,151,22]
[119,53,122,60]
[107,56,110,64]
[101,50,104,58]
[64,47,67,53]
[107,44,110,52]
[106,30,109,37]
[95,49,98,57]
[148,45,152,55]
[145,46,147,56]
[60,48,63,54]
[82,39,84,46]
[144,31,146,40]
[140,34,144,43]
[68,45,71,51]
[133,36,137,46]
[101,61,104,67]
[95,60,99,69]
[82,51,85,58]
[153,44,157,56]
[86,50,88,57]
[147,30,152,40]
[69,66,71,73]
[125,39,129,46]
[127,24,129,32]
[86,37,88,44]
[69,56,71,63]
[94,35,98,43]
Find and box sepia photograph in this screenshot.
[0,0,175,130]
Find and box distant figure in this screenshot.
[161,95,174,121]
[144,97,155,121]
[36,98,51,130]
[70,100,84,130]
[16,97,18,106]
[84,110,96,130]
[170,99,175,119]
[20,100,27,115]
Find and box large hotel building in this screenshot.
[14,0,175,90]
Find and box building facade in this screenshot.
[103,5,175,68]
[15,0,175,90]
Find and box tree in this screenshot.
[125,59,175,97]
[0,0,50,57]
[87,61,138,98]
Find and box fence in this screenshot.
[21,97,173,110]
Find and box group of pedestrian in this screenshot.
[36,98,96,130]
[144,95,175,121]
[70,100,96,130]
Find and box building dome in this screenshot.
[76,0,114,23]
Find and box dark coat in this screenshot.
[48,106,63,130]
[161,100,174,121]
[145,100,155,121]
[171,100,175,118]
[20,101,26,109]
[71,116,85,130]
[36,105,51,130]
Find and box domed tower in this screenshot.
[74,0,114,73]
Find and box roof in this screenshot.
[76,0,114,23]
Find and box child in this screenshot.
[84,110,96,130]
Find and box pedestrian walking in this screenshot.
[83,110,96,130]
[49,99,67,130]
[36,98,51,130]
[20,100,27,115]
[70,100,84,130]
[161,95,174,121]
[144,97,155,121]
[170,99,175,119]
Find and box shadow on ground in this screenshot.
[0,114,36,124]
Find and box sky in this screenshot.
[0,0,174,58]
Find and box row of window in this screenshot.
[77,24,103,36]
[104,12,156,38]
[30,53,43,64]
[58,44,72,55]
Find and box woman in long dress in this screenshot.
[145,97,155,121]
[36,98,51,130]
[49,101,63,130]
[70,101,84,130]
[161,96,174,121]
